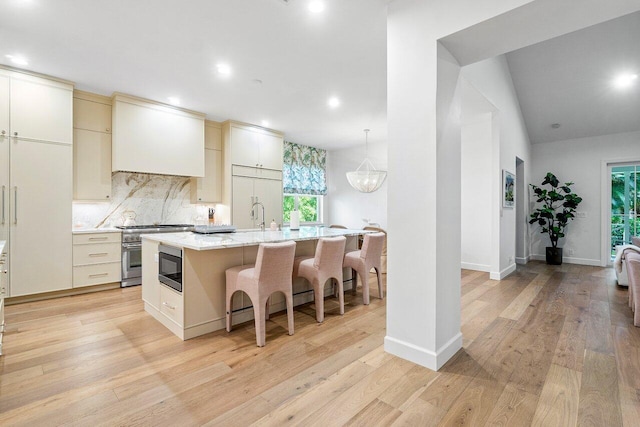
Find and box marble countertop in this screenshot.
[141,226,373,251]
[72,227,122,234]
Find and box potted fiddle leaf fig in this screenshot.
[529,172,583,265]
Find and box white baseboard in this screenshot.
[490,263,517,280]
[530,254,601,266]
[460,262,491,272]
[384,332,462,371]
[515,256,530,265]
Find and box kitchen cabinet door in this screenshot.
[9,75,73,145]
[74,129,112,200]
[191,149,222,203]
[0,73,9,138]
[229,125,259,167]
[254,178,283,226]
[0,74,9,244]
[73,97,111,133]
[257,133,284,171]
[232,175,256,229]
[9,140,72,296]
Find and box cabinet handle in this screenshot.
[89,253,108,257]
[88,237,108,241]
[106,128,110,132]
[89,273,109,278]
[162,301,175,310]
[1,130,5,136]
[13,132,18,137]
[13,186,17,224]
[1,185,5,225]
[106,195,110,199]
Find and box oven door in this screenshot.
[121,242,142,286]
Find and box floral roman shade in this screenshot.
[283,141,327,195]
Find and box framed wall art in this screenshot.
[503,170,515,208]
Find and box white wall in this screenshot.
[326,143,387,229]
[461,113,493,271]
[531,130,640,265]
[461,55,532,279]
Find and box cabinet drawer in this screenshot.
[73,232,121,245]
[160,285,184,326]
[73,263,121,287]
[73,242,121,265]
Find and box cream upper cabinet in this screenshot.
[5,70,73,144]
[191,121,223,203]
[74,96,111,133]
[225,122,283,171]
[112,94,205,177]
[74,129,112,200]
[73,91,112,201]
[0,74,9,138]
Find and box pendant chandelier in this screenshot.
[346,129,387,193]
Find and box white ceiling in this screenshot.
[0,0,388,150]
[2,1,638,150]
[505,11,640,144]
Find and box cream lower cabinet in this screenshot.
[72,232,121,288]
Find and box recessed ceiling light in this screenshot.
[5,54,28,66]
[167,97,181,106]
[216,63,232,76]
[613,73,638,89]
[308,1,325,13]
[261,120,270,127]
[328,97,340,108]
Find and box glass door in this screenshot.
[611,164,639,257]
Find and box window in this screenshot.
[282,141,326,224]
[611,164,639,257]
[284,194,322,223]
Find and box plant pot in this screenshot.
[545,247,563,265]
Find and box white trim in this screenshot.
[515,256,529,265]
[490,263,516,280]
[460,262,491,272]
[384,332,462,371]
[530,254,601,266]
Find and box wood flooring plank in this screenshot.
[344,398,402,426]
[485,383,538,427]
[585,299,614,355]
[577,350,622,427]
[500,282,543,321]
[530,364,581,427]
[389,398,445,427]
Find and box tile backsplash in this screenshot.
[73,172,224,228]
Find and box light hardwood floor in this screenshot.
[1,262,639,426]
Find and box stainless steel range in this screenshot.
[116,224,194,287]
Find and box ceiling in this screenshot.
[505,11,640,144]
[2,1,638,150]
[0,0,388,150]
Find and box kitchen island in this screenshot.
[141,227,370,339]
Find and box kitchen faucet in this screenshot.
[251,201,266,231]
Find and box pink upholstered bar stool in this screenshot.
[293,236,347,323]
[225,241,296,347]
[343,232,385,305]
[626,252,640,327]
